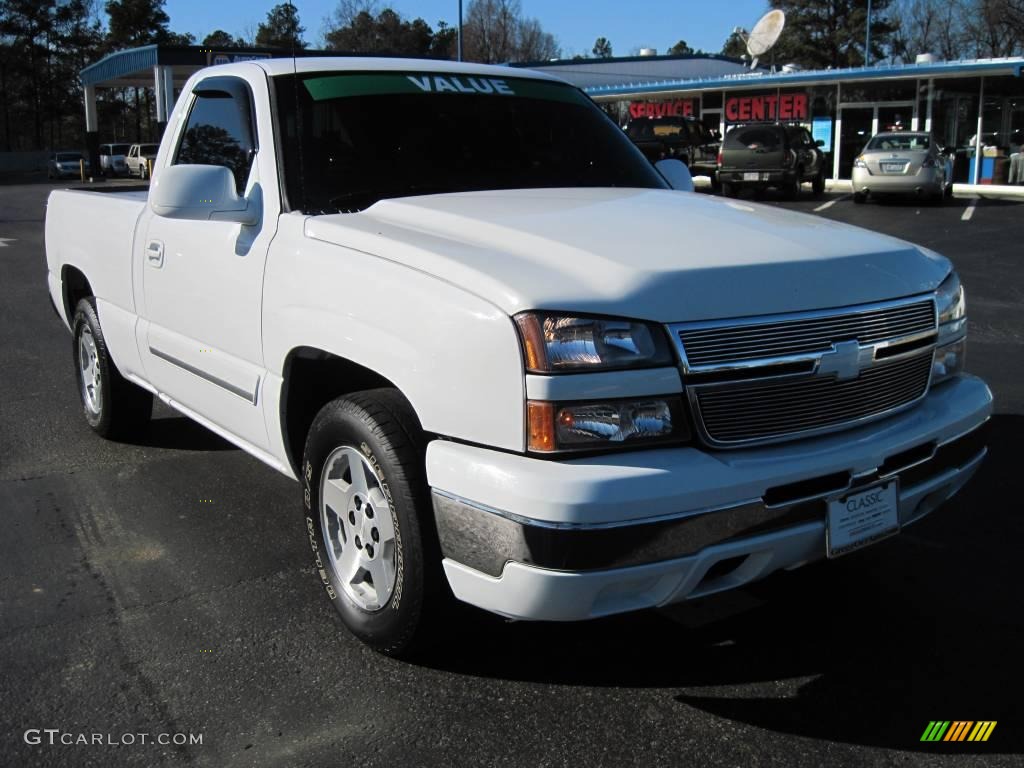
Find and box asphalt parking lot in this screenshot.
[1,179,1023,767]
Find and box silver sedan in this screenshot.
[851,132,951,203]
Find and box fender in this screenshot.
[261,215,526,473]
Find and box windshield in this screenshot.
[867,134,930,150]
[273,71,666,214]
[57,153,83,161]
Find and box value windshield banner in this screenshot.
[302,72,590,107]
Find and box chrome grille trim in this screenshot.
[694,353,933,445]
[674,295,936,372]
[668,295,939,448]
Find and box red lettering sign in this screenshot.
[628,99,695,119]
[779,94,793,119]
[724,93,808,123]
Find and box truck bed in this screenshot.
[45,188,147,371]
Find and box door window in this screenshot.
[174,81,257,194]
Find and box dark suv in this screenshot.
[718,123,826,198]
[624,116,720,179]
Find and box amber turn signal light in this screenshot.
[527,401,557,452]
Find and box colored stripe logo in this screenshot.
[921,721,997,742]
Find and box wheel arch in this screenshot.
[61,264,93,324]
[279,346,422,477]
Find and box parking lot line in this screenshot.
[961,200,978,221]
[814,195,849,212]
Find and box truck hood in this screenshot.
[305,188,950,322]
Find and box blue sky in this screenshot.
[163,0,770,57]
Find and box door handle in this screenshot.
[146,240,164,268]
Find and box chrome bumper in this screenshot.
[434,421,988,579]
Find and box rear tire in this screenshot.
[782,174,799,200]
[812,170,826,196]
[301,389,441,658]
[72,298,153,439]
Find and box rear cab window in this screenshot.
[866,134,931,151]
[725,126,783,150]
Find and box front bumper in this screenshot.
[427,375,991,621]
[852,166,943,195]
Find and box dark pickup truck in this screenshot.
[718,123,827,199]
[624,115,720,180]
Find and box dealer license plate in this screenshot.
[743,172,762,181]
[826,481,899,558]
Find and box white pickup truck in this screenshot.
[46,58,991,656]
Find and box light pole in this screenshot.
[457,0,463,61]
[865,0,872,67]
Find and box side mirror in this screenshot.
[655,158,694,192]
[815,139,825,147]
[150,164,258,225]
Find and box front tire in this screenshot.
[301,389,439,657]
[72,298,153,438]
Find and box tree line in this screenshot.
[0,0,1021,152]
[0,0,560,151]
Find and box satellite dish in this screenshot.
[743,9,785,70]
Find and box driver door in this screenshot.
[137,74,279,451]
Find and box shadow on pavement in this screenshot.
[122,415,236,452]
[420,413,1023,754]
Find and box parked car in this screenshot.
[126,143,159,179]
[717,123,826,198]
[625,115,720,180]
[99,143,131,177]
[45,59,990,657]
[47,151,89,180]
[852,132,951,203]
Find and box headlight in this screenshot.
[853,155,868,169]
[527,397,689,453]
[935,271,966,344]
[933,272,967,384]
[515,312,672,373]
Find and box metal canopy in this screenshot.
[585,56,1024,100]
[80,44,347,89]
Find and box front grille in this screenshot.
[679,299,935,368]
[695,352,933,444]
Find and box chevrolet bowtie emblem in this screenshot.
[818,340,863,380]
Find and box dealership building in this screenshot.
[526,53,1024,185]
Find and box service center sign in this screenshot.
[629,99,696,119]
[725,93,808,122]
